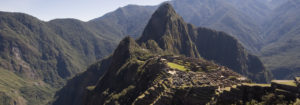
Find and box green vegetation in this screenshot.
[228,76,238,80]
[206,66,218,71]
[296,77,300,81]
[271,80,297,87]
[111,85,135,99]
[86,86,96,91]
[224,87,231,91]
[167,62,188,71]
[0,68,55,105]
[242,83,271,87]
[294,99,300,105]
[275,89,290,93]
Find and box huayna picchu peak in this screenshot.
[51,3,300,105]
[138,3,200,58]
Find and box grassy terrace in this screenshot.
[0,68,55,105]
[224,87,231,91]
[242,83,271,87]
[167,62,188,71]
[86,86,96,91]
[271,80,297,87]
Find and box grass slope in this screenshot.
[167,62,188,71]
[0,68,55,105]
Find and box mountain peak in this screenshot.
[155,3,177,18]
[137,3,199,57]
[112,36,138,57]
[137,3,184,43]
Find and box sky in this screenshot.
[0,0,168,21]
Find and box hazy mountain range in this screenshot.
[0,0,299,104]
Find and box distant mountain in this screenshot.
[170,0,270,53]
[260,0,300,79]
[88,5,156,39]
[53,3,271,105]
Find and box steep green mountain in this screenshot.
[0,11,116,105]
[260,0,300,79]
[53,3,271,105]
